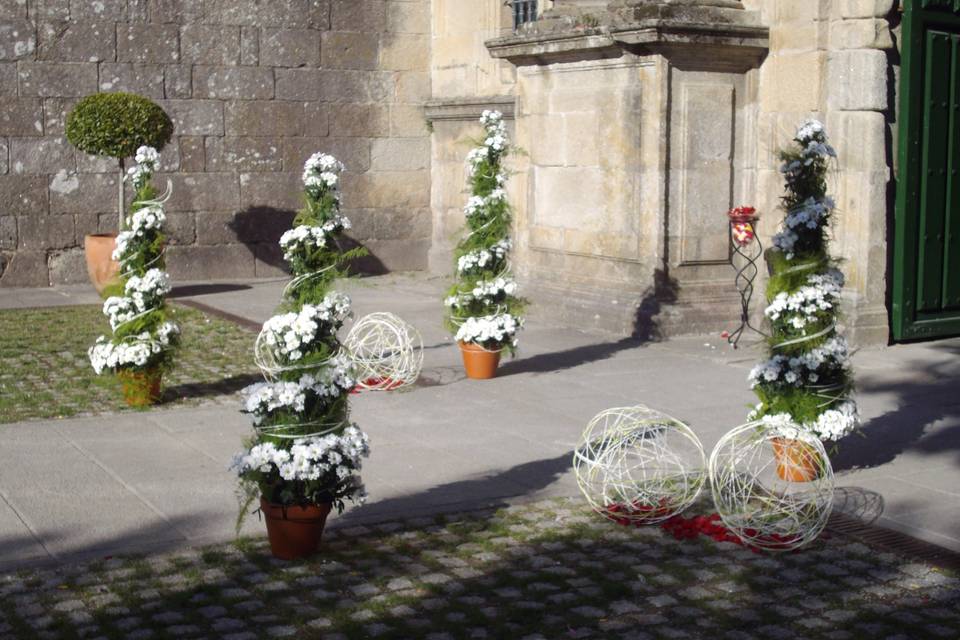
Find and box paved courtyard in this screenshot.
[1,497,958,640]
[1,274,959,637]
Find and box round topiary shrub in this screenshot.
[66,92,173,160]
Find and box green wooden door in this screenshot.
[893,0,960,340]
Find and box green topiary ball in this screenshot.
[66,92,174,160]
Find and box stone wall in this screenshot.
[749,0,896,345]
[0,0,432,287]
[426,0,517,272]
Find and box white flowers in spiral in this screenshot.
[709,421,834,551]
[253,294,352,380]
[574,406,706,525]
[343,312,423,391]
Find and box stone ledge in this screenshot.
[424,96,516,122]
[487,18,768,68]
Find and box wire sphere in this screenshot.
[574,406,706,525]
[343,312,423,391]
[252,328,323,382]
[709,421,834,551]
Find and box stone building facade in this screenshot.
[427,0,899,345]
[0,0,927,345]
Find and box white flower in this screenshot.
[302,152,344,195]
[795,119,824,142]
[278,216,351,261]
[260,294,352,362]
[456,239,511,275]
[231,428,371,492]
[455,313,522,347]
[135,145,160,166]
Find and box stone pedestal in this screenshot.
[485,2,768,337]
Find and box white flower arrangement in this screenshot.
[91,145,178,380]
[449,111,524,355]
[232,426,369,489]
[748,335,850,389]
[765,269,844,330]
[279,216,351,262]
[260,294,352,362]
[466,110,509,179]
[101,269,171,330]
[457,239,511,275]
[243,359,357,425]
[757,400,859,442]
[771,120,837,260]
[455,313,521,348]
[88,322,180,375]
[302,152,345,198]
[126,145,160,190]
[750,121,858,443]
[445,277,517,309]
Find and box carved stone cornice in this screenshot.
[487,1,767,70]
[424,96,516,123]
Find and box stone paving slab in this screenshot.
[0,498,956,640]
[0,274,959,571]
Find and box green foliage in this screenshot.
[445,114,526,355]
[751,123,856,438]
[236,156,366,515]
[65,93,173,159]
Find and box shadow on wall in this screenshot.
[228,207,387,276]
[633,267,680,342]
[833,341,960,472]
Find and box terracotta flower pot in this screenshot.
[84,233,121,295]
[116,368,162,407]
[260,498,333,560]
[771,437,820,482]
[458,341,501,379]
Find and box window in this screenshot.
[511,0,538,30]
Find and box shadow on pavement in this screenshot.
[497,338,642,377]
[495,267,678,378]
[832,486,885,525]
[162,373,261,403]
[0,512,221,573]
[338,452,572,525]
[833,343,960,472]
[171,283,252,297]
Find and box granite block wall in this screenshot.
[0,0,431,286]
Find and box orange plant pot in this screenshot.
[771,438,820,482]
[260,498,333,560]
[84,233,121,295]
[458,342,502,380]
[116,368,163,407]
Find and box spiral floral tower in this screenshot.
[748,120,858,443]
[88,146,179,406]
[233,153,369,545]
[445,110,524,367]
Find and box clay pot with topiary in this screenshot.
[65,93,174,295]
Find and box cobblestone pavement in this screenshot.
[0,304,258,423]
[0,498,957,640]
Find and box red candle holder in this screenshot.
[725,206,766,348]
[728,206,759,247]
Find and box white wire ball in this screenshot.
[574,405,706,525]
[709,421,834,551]
[343,312,423,391]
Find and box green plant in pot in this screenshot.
[233,152,370,560]
[748,120,859,481]
[444,110,526,379]
[88,146,180,407]
[65,92,173,295]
